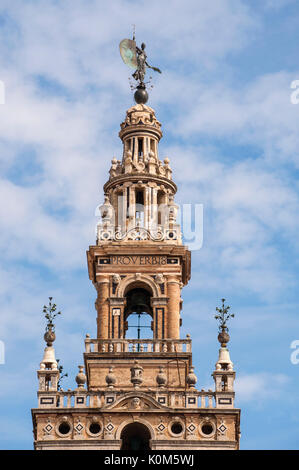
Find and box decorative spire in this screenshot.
[212,300,236,406]
[40,297,63,371]
[214,299,235,372]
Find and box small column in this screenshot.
[109,291,125,340]
[144,187,150,230]
[133,136,138,165]
[143,136,147,161]
[151,297,167,339]
[96,277,110,339]
[167,276,181,339]
[119,186,127,232]
[151,186,158,230]
[112,188,119,229]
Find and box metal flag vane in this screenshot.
[119,29,162,104]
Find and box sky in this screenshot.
[0,0,298,450]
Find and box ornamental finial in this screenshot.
[214,298,235,347]
[42,297,61,346]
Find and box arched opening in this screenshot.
[221,375,228,391]
[135,189,144,228]
[124,287,153,340]
[138,138,143,158]
[120,422,151,451]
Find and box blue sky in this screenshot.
[0,0,298,450]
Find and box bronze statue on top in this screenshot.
[132,42,161,85]
[119,34,161,104]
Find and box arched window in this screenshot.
[135,190,144,227]
[124,287,153,340]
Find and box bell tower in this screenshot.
[31,40,241,450]
[88,102,190,346]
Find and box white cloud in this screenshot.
[170,72,299,167]
[235,372,290,403]
[262,0,296,10]
[166,145,299,299]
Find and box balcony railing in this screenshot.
[39,389,216,410]
[84,337,192,354]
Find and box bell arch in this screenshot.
[116,274,160,298]
[124,286,153,340]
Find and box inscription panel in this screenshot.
[97,256,181,266]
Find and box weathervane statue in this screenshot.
[119,29,161,104]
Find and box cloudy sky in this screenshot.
[0,0,298,450]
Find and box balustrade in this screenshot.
[41,389,215,410]
[84,338,192,354]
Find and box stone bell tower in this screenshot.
[89,102,189,343]
[31,51,240,449]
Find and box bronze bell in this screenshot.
[127,289,150,315]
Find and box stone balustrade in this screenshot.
[84,337,192,354]
[39,389,216,410]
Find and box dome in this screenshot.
[119,103,162,141]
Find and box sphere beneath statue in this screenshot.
[134,87,148,104]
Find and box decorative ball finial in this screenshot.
[134,85,148,104]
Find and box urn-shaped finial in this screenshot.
[214,298,234,346]
[44,325,56,347]
[218,327,230,347]
[99,195,113,223]
[42,297,61,346]
[105,367,116,388]
[130,360,143,388]
[186,366,197,388]
[156,366,167,387]
[75,365,86,389]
